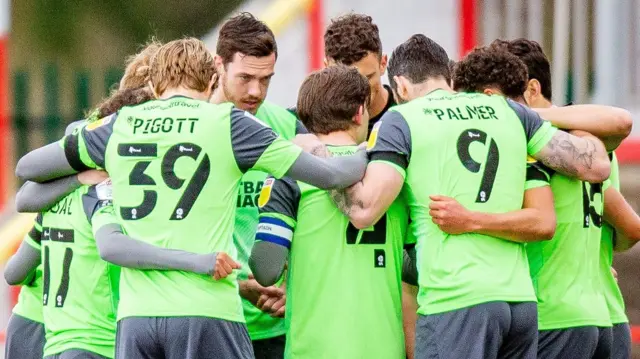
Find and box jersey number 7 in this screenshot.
[456,129,500,203]
[345,215,387,267]
[118,142,210,221]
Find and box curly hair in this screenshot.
[453,47,528,99]
[324,14,382,65]
[297,65,370,135]
[490,38,551,100]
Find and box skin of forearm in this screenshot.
[536,105,632,151]
[469,208,556,242]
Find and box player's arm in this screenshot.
[402,280,419,359]
[249,176,299,287]
[534,105,632,151]
[15,115,116,183]
[4,215,43,286]
[431,163,557,242]
[229,108,366,189]
[330,111,409,229]
[15,170,108,213]
[508,99,610,183]
[86,187,239,278]
[603,186,640,251]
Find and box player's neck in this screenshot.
[210,86,227,105]
[369,85,389,118]
[159,87,209,101]
[317,131,358,146]
[411,78,454,99]
[537,97,553,109]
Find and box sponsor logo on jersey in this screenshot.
[86,114,113,131]
[366,121,382,150]
[257,178,275,208]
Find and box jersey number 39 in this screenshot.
[118,142,210,221]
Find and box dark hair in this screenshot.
[324,14,382,65]
[490,38,551,100]
[453,47,528,99]
[448,59,457,75]
[296,65,370,135]
[388,34,450,91]
[216,12,277,64]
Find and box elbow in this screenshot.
[4,269,21,286]
[350,210,377,230]
[15,157,31,182]
[248,257,280,287]
[537,216,557,241]
[578,158,611,183]
[613,108,633,139]
[14,191,36,214]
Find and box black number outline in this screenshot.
[456,129,500,203]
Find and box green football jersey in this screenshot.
[258,145,409,359]
[526,161,611,329]
[234,101,301,339]
[35,183,120,358]
[599,153,627,324]
[61,97,302,322]
[12,226,44,324]
[367,90,557,315]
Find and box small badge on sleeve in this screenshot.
[86,114,113,131]
[366,121,382,151]
[257,178,275,208]
[526,155,537,164]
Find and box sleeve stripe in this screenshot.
[256,233,292,249]
[64,134,92,172]
[259,216,293,230]
[526,166,549,182]
[256,222,293,241]
[369,151,408,169]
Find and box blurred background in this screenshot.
[0,0,639,357]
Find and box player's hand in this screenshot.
[213,252,241,280]
[429,195,474,235]
[611,267,618,282]
[77,170,109,185]
[292,134,330,157]
[257,285,286,317]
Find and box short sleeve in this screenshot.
[256,176,300,249]
[506,99,558,155]
[367,110,412,178]
[230,108,302,176]
[62,113,116,170]
[90,201,119,237]
[525,159,554,190]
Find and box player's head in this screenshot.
[490,38,551,107]
[324,14,386,110]
[148,37,216,101]
[120,38,163,91]
[215,12,277,114]
[387,34,451,104]
[296,65,370,143]
[453,47,528,104]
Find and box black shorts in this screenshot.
[538,326,600,359]
[116,316,254,359]
[4,314,45,359]
[252,335,285,359]
[611,323,631,359]
[415,301,537,359]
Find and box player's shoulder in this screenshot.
[256,100,297,126]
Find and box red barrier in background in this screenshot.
[459,0,477,59]
[0,34,8,211]
[307,0,324,72]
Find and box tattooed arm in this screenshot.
[531,129,610,183]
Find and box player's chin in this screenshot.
[240,100,262,114]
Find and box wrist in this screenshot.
[466,211,484,233]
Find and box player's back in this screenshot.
[39,186,119,358]
[284,145,407,359]
[391,90,536,314]
[103,98,247,322]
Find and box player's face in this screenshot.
[328,52,387,113]
[218,52,276,114]
[355,105,371,143]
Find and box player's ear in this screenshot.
[354,105,364,125]
[147,81,159,99]
[379,54,388,73]
[483,88,495,96]
[394,76,410,102]
[527,79,541,98]
[214,54,225,75]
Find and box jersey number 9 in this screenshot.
[456,129,500,203]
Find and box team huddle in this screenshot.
[2,10,637,359]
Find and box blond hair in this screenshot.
[149,37,215,96]
[119,38,163,91]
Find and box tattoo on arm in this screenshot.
[310,145,331,158]
[537,131,597,177]
[329,186,364,216]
